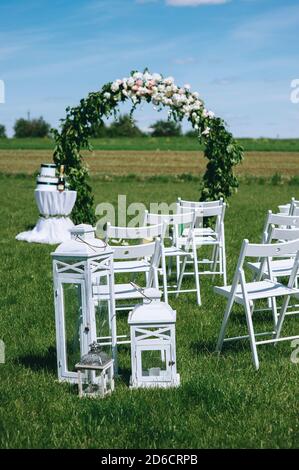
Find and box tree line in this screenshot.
[0,114,197,138]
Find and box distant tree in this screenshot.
[108,114,143,137]
[89,121,109,138]
[185,129,197,138]
[0,124,6,138]
[150,120,182,137]
[13,116,51,138]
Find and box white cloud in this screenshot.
[166,0,229,6]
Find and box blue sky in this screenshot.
[0,0,299,137]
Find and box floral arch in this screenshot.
[53,70,243,224]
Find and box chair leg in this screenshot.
[176,256,187,298]
[274,295,291,341]
[176,254,180,282]
[161,255,168,304]
[244,300,260,370]
[270,296,278,327]
[215,294,235,352]
[192,242,201,306]
[212,245,219,282]
[222,244,227,286]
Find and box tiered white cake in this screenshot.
[36,164,58,191]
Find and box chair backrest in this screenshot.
[177,202,225,217]
[112,240,161,289]
[270,227,299,242]
[244,238,299,258]
[177,197,223,208]
[105,222,165,242]
[112,240,159,260]
[143,210,196,247]
[261,211,299,243]
[229,237,299,301]
[143,210,195,227]
[289,198,299,216]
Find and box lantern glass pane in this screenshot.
[141,349,168,378]
[63,283,82,372]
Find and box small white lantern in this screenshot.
[75,342,114,398]
[52,224,116,383]
[128,299,180,388]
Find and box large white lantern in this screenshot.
[128,299,180,388]
[52,224,116,383]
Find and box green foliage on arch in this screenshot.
[53,70,243,224]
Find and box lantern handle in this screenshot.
[74,235,107,252]
[129,281,153,302]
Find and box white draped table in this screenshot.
[16,190,77,244]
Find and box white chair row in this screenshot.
[215,206,299,369]
[93,197,226,354]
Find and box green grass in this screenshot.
[1,174,299,448]
[1,136,299,151]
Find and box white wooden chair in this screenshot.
[215,237,299,369]
[248,225,299,280]
[143,210,201,305]
[94,239,162,310]
[104,222,165,282]
[93,240,162,354]
[258,211,299,244]
[177,204,227,287]
[248,226,299,317]
[177,197,223,237]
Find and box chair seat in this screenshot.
[247,258,295,278]
[113,259,151,273]
[178,235,218,246]
[163,246,191,257]
[214,279,299,305]
[182,227,216,237]
[93,283,151,301]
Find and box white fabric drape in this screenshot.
[16,190,77,245]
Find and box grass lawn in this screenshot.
[0,174,299,448]
[1,136,299,152]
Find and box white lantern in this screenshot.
[75,342,114,398]
[52,224,116,383]
[128,299,180,388]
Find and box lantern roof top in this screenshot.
[128,300,176,325]
[75,343,113,370]
[52,224,113,258]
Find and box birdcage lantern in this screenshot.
[52,224,116,383]
[128,299,180,388]
[75,342,114,398]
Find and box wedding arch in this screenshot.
[53,70,243,224]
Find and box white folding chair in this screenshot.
[215,237,299,369]
[177,204,227,287]
[104,222,165,282]
[177,197,223,237]
[248,226,299,317]
[94,240,161,311]
[249,225,299,280]
[258,211,299,244]
[93,240,162,359]
[143,210,201,305]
